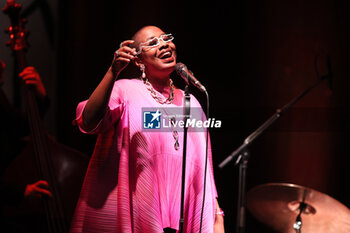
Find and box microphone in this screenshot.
[175,63,207,92]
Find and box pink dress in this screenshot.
[70,79,218,233]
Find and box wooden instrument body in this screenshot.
[2,1,89,232]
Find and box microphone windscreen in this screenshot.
[175,63,186,74]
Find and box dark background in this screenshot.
[1,0,349,232]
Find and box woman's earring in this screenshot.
[140,64,146,79]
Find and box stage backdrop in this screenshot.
[0,0,349,232]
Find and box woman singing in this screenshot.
[70,25,224,233]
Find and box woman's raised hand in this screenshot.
[111,40,137,78]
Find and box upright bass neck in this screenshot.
[3,1,68,232]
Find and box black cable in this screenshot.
[314,52,321,79]
[199,90,210,233]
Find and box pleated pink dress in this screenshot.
[70,79,218,233]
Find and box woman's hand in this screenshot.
[214,199,225,233]
[214,214,225,233]
[111,40,137,78]
[19,66,47,99]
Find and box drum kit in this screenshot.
[246,183,350,233]
[217,61,350,232]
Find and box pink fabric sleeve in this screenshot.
[73,82,125,134]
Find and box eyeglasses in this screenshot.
[137,33,174,55]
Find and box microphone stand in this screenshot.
[179,85,191,233]
[218,75,330,233]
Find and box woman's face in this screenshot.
[135,26,177,79]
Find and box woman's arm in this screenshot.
[82,40,137,131]
[82,67,117,131]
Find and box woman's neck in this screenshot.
[148,77,171,96]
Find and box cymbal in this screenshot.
[246,183,350,233]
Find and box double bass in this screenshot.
[2,1,89,232]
